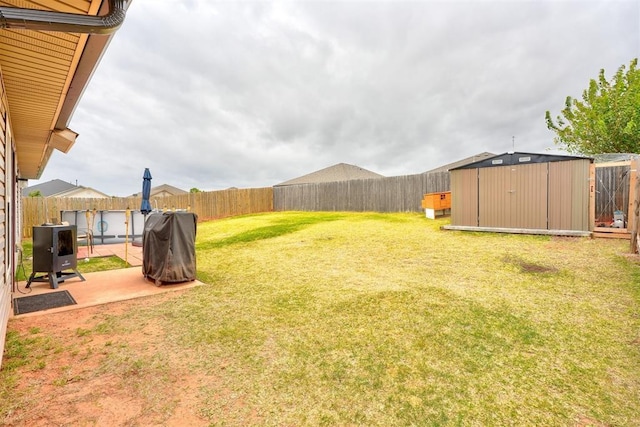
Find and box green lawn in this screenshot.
[3,212,640,426]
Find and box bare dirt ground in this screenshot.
[3,292,213,427]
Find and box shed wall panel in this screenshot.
[549,160,591,231]
[451,169,478,226]
[570,160,592,231]
[512,163,548,229]
[548,162,571,230]
[478,166,512,227]
[571,160,591,231]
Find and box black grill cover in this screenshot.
[142,212,197,284]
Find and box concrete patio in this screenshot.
[12,242,203,318]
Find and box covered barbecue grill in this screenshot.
[142,212,197,285]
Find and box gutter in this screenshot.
[0,0,127,35]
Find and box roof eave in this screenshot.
[29,31,115,179]
[9,0,129,180]
[27,33,111,180]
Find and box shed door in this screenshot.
[478,163,548,229]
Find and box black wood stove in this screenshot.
[27,225,85,289]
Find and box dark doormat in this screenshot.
[13,290,77,315]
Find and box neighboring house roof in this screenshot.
[3,0,132,180]
[424,152,497,173]
[24,179,76,197]
[276,163,385,186]
[54,187,110,198]
[132,184,188,198]
[24,179,110,198]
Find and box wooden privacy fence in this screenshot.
[594,164,631,225]
[20,167,640,250]
[592,157,640,247]
[21,187,273,238]
[273,171,450,212]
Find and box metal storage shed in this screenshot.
[446,152,593,235]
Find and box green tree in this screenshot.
[28,190,42,197]
[189,188,202,193]
[545,58,640,155]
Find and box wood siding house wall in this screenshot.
[0,0,132,368]
[0,67,15,364]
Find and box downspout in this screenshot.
[0,0,126,35]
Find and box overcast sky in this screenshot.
[31,0,639,196]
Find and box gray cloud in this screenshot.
[35,0,639,196]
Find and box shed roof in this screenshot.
[276,163,384,186]
[449,152,592,170]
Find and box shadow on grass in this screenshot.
[196,213,347,250]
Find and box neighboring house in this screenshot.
[0,0,132,367]
[24,179,110,198]
[424,152,496,173]
[131,184,188,198]
[276,163,385,186]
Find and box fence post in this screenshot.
[631,158,639,253]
